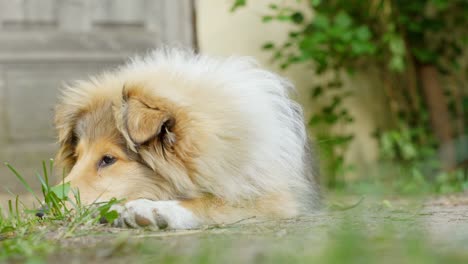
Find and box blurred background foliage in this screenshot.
[232,0,468,193]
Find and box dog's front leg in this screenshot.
[111,194,291,229]
[111,199,201,230]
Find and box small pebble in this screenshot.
[35,205,49,219]
[35,211,45,219]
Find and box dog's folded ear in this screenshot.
[123,93,176,148]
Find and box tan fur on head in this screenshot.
[116,84,201,195]
[125,97,175,147]
[54,48,320,221]
[121,86,178,156]
[54,101,80,173]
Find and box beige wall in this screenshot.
[197,0,388,178]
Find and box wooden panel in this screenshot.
[57,0,91,31]
[4,63,120,142]
[91,0,146,26]
[0,0,25,23]
[0,65,6,144]
[0,31,159,57]
[23,0,56,23]
[146,0,194,46]
[0,0,57,29]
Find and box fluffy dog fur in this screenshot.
[54,48,320,229]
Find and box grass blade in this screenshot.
[15,195,21,225]
[48,159,54,185]
[5,163,41,203]
[7,200,13,219]
[42,160,49,188]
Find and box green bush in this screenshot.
[233,0,468,191]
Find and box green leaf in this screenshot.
[301,32,328,47]
[401,143,417,160]
[340,109,349,117]
[389,36,405,55]
[230,0,246,12]
[311,85,323,98]
[340,31,354,42]
[413,48,437,63]
[313,13,330,29]
[324,113,339,124]
[277,15,292,21]
[389,56,405,72]
[291,12,304,24]
[98,198,121,223]
[262,15,274,22]
[430,0,449,10]
[50,182,70,200]
[462,96,468,111]
[101,210,119,223]
[380,133,396,158]
[289,31,300,38]
[310,0,322,7]
[334,11,352,29]
[268,3,278,10]
[355,26,371,41]
[351,41,376,55]
[280,63,289,69]
[309,115,322,126]
[262,42,274,50]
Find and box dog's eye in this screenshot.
[98,155,117,168]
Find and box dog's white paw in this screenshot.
[111,199,200,230]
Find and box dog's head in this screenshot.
[54,81,200,204]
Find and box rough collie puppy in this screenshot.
[54,48,320,229]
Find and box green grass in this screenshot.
[333,162,468,197]
[1,161,468,263]
[0,161,120,262]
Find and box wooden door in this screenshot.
[0,0,196,192]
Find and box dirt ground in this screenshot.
[2,193,468,263]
